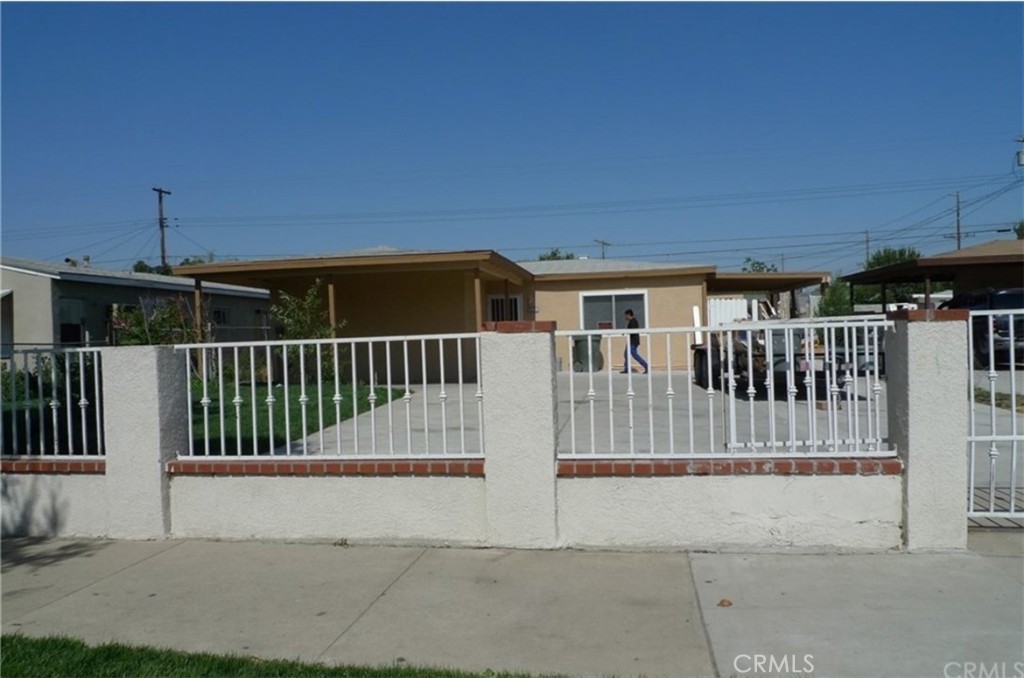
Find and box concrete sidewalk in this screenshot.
[3,533,1022,678]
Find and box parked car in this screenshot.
[939,288,1024,367]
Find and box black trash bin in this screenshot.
[572,336,605,372]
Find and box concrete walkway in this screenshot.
[3,533,1021,678]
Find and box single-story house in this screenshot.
[0,256,270,355]
[176,248,829,373]
[840,239,1024,308]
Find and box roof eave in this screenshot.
[531,265,716,282]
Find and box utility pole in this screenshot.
[152,187,172,268]
[864,230,870,263]
[955,191,962,250]
[594,239,611,259]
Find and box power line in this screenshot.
[172,173,1010,228]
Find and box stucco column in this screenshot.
[101,346,188,538]
[480,322,559,547]
[886,310,969,550]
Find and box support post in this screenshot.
[886,310,969,550]
[480,322,559,547]
[473,269,483,330]
[193,279,203,340]
[101,346,188,539]
[328,278,337,338]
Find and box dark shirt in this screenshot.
[627,317,640,346]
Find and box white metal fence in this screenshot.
[174,333,483,458]
[967,309,1023,519]
[556,316,892,458]
[1,347,105,456]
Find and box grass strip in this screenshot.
[973,387,1024,413]
[1,634,563,678]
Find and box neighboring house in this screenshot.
[841,239,1024,306]
[522,259,828,370]
[0,256,270,354]
[177,248,829,372]
[175,247,534,336]
[522,258,711,371]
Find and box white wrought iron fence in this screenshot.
[174,333,483,458]
[967,308,1023,519]
[556,315,892,458]
[0,347,105,456]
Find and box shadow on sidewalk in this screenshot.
[1,538,110,571]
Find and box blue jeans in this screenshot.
[623,344,649,372]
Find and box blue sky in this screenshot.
[2,2,1021,274]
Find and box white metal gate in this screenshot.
[967,309,1024,525]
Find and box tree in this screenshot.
[271,279,347,382]
[863,246,920,271]
[179,254,215,266]
[1014,220,1024,240]
[855,246,922,304]
[111,295,204,345]
[271,278,345,340]
[132,260,173,276]
[742,257,778,273]
[538,248,575,261]
[816,280,853,318]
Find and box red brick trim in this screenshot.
[1,458,106,474]
[481,321,557,333]
[887,309,968,322]
[558,457,903,477]
[167,458,485,477]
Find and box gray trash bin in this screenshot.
[572,336,604,372]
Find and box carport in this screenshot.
[840,239,1024,309]
[175,248,533,338]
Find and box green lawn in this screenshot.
[191,382,400,454]
[0,635,561,678]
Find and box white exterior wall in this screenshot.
[169,476,486,544]
[557,475,903,551]
[6,323,977,551]
[1,474,107,537]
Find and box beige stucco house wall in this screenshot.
[523,261,713,372]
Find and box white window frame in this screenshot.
[487,294,523,322]
[578,289,650,330]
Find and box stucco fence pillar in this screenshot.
[101,345,189,538]
[885,310,970,551]
[480,321,559,548]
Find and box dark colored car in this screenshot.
[939,288,1024,367]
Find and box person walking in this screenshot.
[621,308,649,374]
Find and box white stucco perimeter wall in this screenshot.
[1,474,108,537]
[557,475,902,551]
[170,476,487,544]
